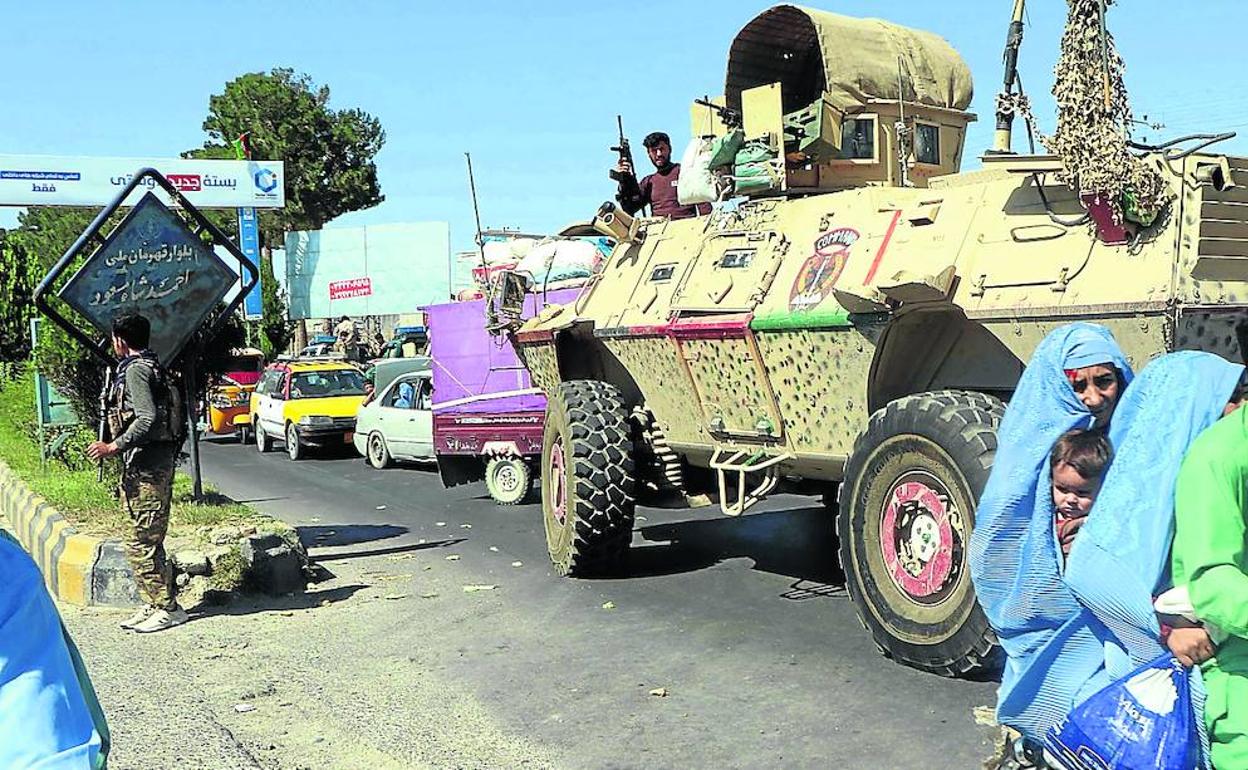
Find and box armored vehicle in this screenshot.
[504,4,1248,676]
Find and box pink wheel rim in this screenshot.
[549,441,567,525]
[879,476,956,601]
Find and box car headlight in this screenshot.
[299,415,333,426]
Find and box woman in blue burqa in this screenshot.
[971,323,1243,766]
[1,530,109,768]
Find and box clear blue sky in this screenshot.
[2,1,1245,254]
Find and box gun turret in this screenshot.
[694,97,743,130]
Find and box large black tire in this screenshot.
[838,390,1005,677]
[541,380,636,576]
[485,456,531,505]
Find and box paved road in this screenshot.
[195,435,1000,769]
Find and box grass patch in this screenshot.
[207,545,246,592]
[0,368,270,539]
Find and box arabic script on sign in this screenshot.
[329,277,373,301]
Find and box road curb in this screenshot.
[0,459,137,607]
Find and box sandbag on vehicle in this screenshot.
[677,137,719,205]
[514,239,601,286]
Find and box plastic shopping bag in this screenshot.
[1045,654,1199,770]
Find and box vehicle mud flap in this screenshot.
[838,390,1005,677]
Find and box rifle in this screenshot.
[694,97,743,130]
[96,363,113,482]
[608,115,636,188]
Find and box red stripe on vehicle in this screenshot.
[863,210,903,285]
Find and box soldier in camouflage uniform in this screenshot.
[87,313,187,633]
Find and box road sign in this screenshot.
[29,319,77,428]
[57,191,237,365]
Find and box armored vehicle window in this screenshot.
[837,118,876,161]
[650,264,676,283]
[915,123,940,165]
[720,250,755,269]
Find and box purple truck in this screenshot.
[427,288,580,504]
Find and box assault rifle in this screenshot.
[96,364,113,481]
[608,115,636,189]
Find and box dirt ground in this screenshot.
[62,557,561,770]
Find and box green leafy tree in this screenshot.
[186,68,385,357]
[189,67,385,244]
[257,249,291,359]
[0,232,43,366]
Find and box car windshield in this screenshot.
[289,370,367,399]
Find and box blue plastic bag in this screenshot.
[1046,654,1199,770]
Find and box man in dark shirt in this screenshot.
[87,313,187,633]
[613,131,710,220]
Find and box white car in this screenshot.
[353,372,434,468]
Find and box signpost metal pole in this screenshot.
[31,318,45,468]
[185,344,203,500]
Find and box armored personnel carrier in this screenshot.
[503,3,1248,676]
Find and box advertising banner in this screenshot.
[0,154,285,208]
[237,207,263,319]
[285,223,450,319]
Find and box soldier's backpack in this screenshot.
[117,356,186,446]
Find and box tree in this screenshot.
[186,68,385,358]
[0,232,42,365]
[189,68,386,246]
[257,249,292,359]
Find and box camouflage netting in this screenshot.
[1044,0,1168,224]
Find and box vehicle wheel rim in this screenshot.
[287,426,298,455]
[548,442,567,525]
[369,434,384,464]
[495,461,518,493]
[878,470,963,606]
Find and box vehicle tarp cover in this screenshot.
[725,4,973,114]
[426,288,580,415]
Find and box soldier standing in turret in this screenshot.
[613,131,710,220]
[87,313,187,633]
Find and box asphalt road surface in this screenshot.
[190,434,1000,769]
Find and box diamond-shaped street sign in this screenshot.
[56,192,238,365]
[34,168,260,368]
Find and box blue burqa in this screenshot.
[972,339,1243,759]
[0,534,104,769]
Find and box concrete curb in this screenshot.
[0,459,138,607]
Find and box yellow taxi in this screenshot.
[206,348,264,442]
[250,359,369,460]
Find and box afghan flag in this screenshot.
[230,133,251,160]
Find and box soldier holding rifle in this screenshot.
[611,127,709,221]
[87,312,188,634]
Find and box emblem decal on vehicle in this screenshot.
[788,227,860,311]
